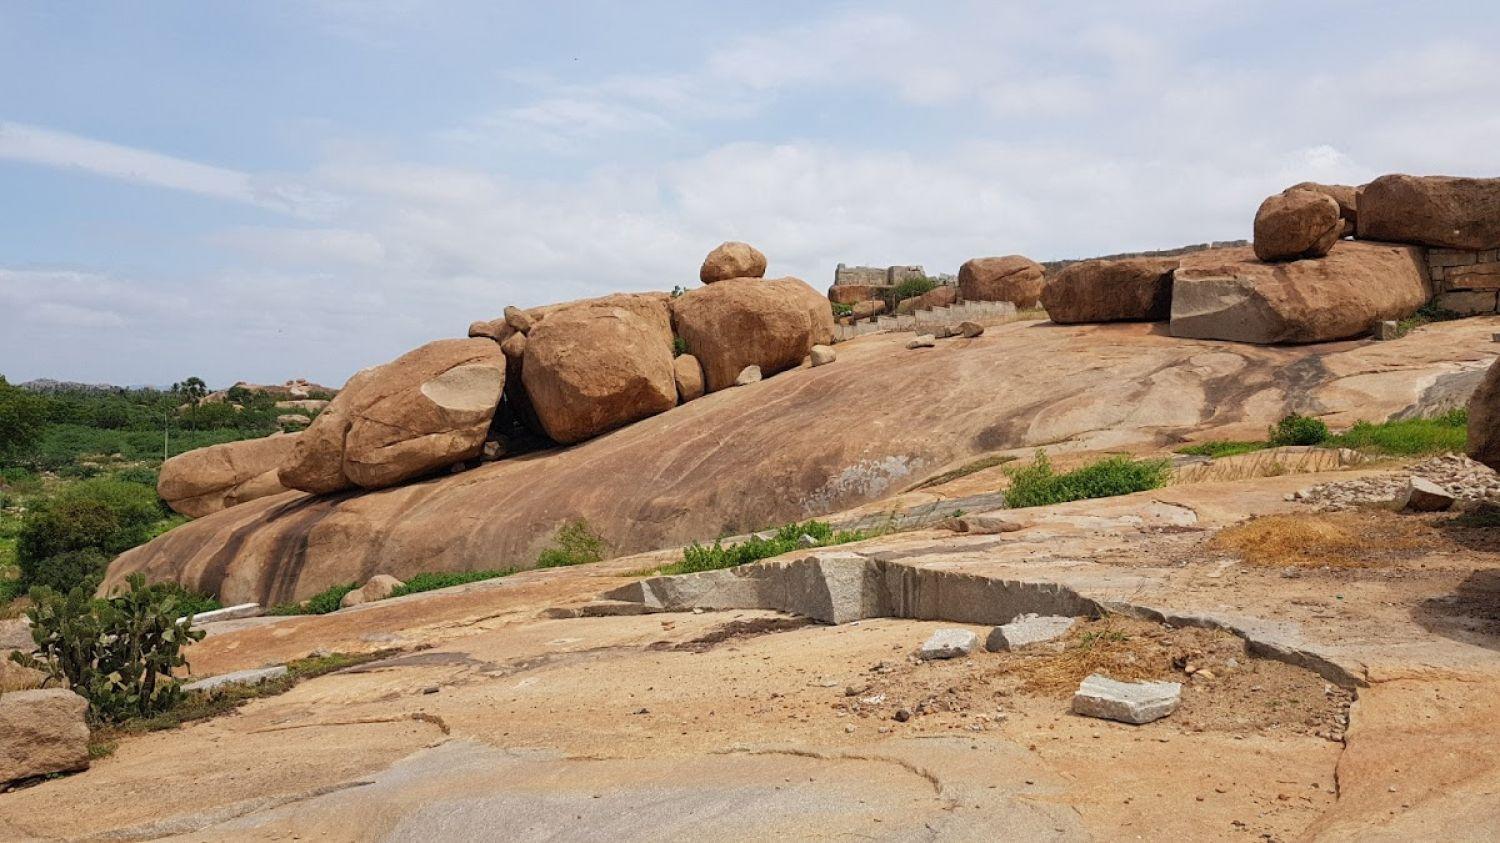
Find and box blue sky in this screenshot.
[3,1,1498,386]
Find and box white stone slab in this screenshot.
[1071,674,1181,724]
[183,665,289,694]
[918,628,978,660]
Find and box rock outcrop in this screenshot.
[0,689,90,785]
[1357,174,1500,250]
[279,339,506,492]
[1253,189,1342,261]
[1041,257,1177,323]
[1466,358,1500,472]
[522,297,677,444]
[1286,181,1358,237]
[673,354,705,403]
[958,256,1046,308]
[699,241,767,284]
[1169,242,1429,344]
[672,277,834,392]
[828,284,883,305]
[158,433,300,518]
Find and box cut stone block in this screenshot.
[178,602,261,625]
[1398,476,1455,512]
[918,628,978,660]
[986,614,1076,652]
[1071,674,1181,724]
[1374,320,1399,341]
[1434,290,1497,316]
[184,665,290,694]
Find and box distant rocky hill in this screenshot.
[17,378,126,393]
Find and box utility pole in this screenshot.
[163,411,170,461]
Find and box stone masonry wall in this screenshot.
[1430,247,1500,316]
[833,263,926,286]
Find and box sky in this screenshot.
[2,1,1498,387]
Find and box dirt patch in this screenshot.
[825,617,1352,740]
[1208,510,1428,568]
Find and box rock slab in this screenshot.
[986,614,1076,651]
[183,665,290,694]
[1358,174,1500,250]
[918,628,978,660]
[1398,477,1455,512]
[1071,674,1181,724]
[1041,257,1177,323]
[0,689,90,785]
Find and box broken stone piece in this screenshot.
[1071,674,1181,724]
[917,628,978,660]
[1398,476,1455,512]
[809,345,837,366]
[734,365,763,386]
[986,614,1075,652]
[183,665,290,694]
[907,335,936,349]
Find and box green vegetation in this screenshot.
[1004,452,1171,509]
[1176,440,1268,459]
[890,275,938,302]
[672,336,689,357]
[16,478,165,594]
[655,520,872,576]
[1326,408,1467,456]
[830,301,854,318]
[1268,413,1330,446]
[267,582,358,616]
[1396,301,1463,337]
[388,568,516,597]
[11,575,206,724]
[536,519,608,568]
[0,376,48,460]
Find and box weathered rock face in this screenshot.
[0,689,90,785]
[672,277,833,392]
[1358,174,1500,249]
[958,256,1046,307]
[1287,181,1358,237]
[1041,258,1177,323]
[1466,358,1500,472]
[673,354,705,403]
[522,298,677,444]
[159,433,301,518]
[828,284,883,305]
[896,284,957,315]
[1169,242,1430,344]
[851,300,886,320]
[700,241,768,284]
[1253,189,1342,262]
[279,339,506,492]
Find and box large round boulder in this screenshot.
[700,241,768,284]
[1170,241,1430,344]
[521,298,677,444]
[159,432,301,518]
[1466,358,1500,472]
[1286,181,1357,237]
[672,276,834,392]
[1357,174,1500,249]
[279,339,506,492]
[1041,258,1178,324]
[957,256,1046,307]
[1253,189,1342,261]
[828,284,884,305]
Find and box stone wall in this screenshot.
[833,263,926,286]
[1430,247,1500,316]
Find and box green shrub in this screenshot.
[267,582,358,616]
[1004,452,1171,509]
[1176,441,1268,458]
[661,520,869,576]
[1396,301,1463,337]
[26,548,110,594]
[536,519,608,568]
[11,575,206,723]
[16,478,162,586]
[672,336,689,357]
[830,302,854,318]
[388,569,516,598]
[144,581,221,617]
[1268,414,1329,446]
[1327,410,1467,456]
[113,465,159,487]
[0,376,48,459]
[891,276,938,302]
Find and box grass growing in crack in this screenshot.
[388,569,517,598]
[1004,452,1170,509]
[1396,301,1463,337]
[907,454,1017,491]
[86,650,391,758]
[266,582,358,616]
[652,520,873,576]
[1176,440,1269,459]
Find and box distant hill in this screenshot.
[17,378,130,394]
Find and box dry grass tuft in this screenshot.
[1009,617,1174,693]
[1210,511,1425,568]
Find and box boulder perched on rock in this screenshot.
[1358,174,1500,249]
[851,300,886,320]
[828,284,884,305]
[1466,358,1500,472]
[700,241,767,284]
[673,354,705,402]
[1253,189,1342,261]
[896,284,957,315]
[1286,181,1358,237]
[339,573,405,608]
[809,345,836,366]
[280,339,506,492]
[672,277,834,392]
[1170,242,1429,344]
[0,689,90,785]
[522,297,676,445]
[958,256,1046,307]
[159,433,301,518]
[1042,257,1177,323]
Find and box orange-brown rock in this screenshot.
[1170,241,1429,344]
[0,689,90,785]
[672,277,833,392]
[1467,358,1500,471]
[1358,174,1500,249]
[1041,258,1177,323]
[828,284,884,305]
[958,256,1046,307]
[522,298,676,444]
[1253,189,1342,261]
[896,284,957,315]
[851,300,886,320]
[699,241,767,284]
[159,433,301,518]
[674,354,705,403]
[279,339,506,492]
[1286,181,1357,237]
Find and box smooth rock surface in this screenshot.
[1071,674,1181,724]
[986,614,1076,652]
[917,628,978,660]
[0,689,89,785]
